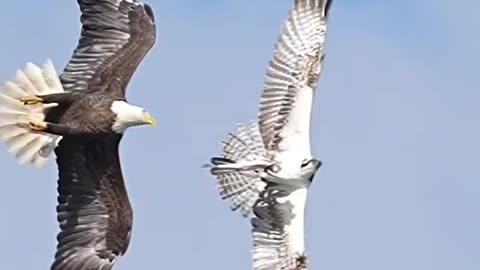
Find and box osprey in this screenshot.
[206,0,332,269]
[0,0,156,269]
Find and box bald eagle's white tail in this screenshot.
[0,60,64,167]
[207,122,272,217]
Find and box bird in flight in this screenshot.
[0,0,156,269]
[206,0,332,269]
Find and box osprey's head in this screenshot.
[300,158,322,182]
[111,100,156,133]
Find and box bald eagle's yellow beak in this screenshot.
[143,112,157,126]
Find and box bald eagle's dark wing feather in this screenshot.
[60,0,156,98]
[51,136,132,270]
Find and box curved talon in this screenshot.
[20,96,43,105]
[296,254,308,268]
[29,122,47,132]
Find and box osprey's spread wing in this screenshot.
[51,137,132,270]
[251,185,309,270]
[258,0,331,158]
[60,0,156,98]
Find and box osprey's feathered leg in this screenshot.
[21,92,76,106]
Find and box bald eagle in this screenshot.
[206,0,332,269]
[0,0,156,269]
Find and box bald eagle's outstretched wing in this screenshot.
[258,0,331,159]
[51,137,132,270]
[60,0,156,98]
[251,184,309,270]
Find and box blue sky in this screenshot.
[0,0,479,269]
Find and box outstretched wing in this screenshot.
[51,136,132,270]
[258,0,332,159]
[251,184,309,270]
[60,0,156,98]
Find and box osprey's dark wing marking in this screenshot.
[251,184,308,270]
[51,136,132,270]
[60,0,156,98]
[258,0,331,155]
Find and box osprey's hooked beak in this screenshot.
[143,112,157,126]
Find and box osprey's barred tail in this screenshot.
[0,60,63,167]
[208,122,271,217]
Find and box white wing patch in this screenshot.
[0,60,63,167]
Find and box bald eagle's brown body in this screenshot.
[25,1,158,270]
[42,92,119,137]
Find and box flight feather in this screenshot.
[258,0,331,158]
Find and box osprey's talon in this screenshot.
[20,96,43,105]
[29,122,47,132]
[296,254,308,268]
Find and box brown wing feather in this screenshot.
[51,136,132,270]
[60,0,156,98]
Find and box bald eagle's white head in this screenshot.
[111,100,156,133]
